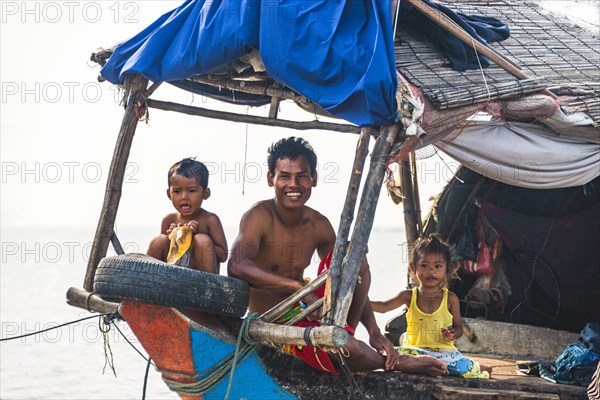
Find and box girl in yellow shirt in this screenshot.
[372,234,492,378]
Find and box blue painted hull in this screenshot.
[119,301,296,400]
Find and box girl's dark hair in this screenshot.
[267,137,317,175]
[411,234,459,282]
[168,158,209,189]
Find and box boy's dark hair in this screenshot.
[412,234,457,278]
[168,158,209,189]
[267,137,317,175]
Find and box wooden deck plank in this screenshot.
[432,385,560,399]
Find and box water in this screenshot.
[0,226,409,399]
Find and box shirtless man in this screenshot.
[228,136,447,375]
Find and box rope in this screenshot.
[225,312,260,400]
[111,321,153,364]
[335,352,366,400]
[100,315,117,377]
[0,310,162,397]
[469,35,492,104]
[142,357,152,400]
[159,313,261,397]
[0,312,117,342]
[106,319,157,399]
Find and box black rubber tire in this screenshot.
[93,253,249,318]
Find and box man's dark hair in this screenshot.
[168,157,209,189]
[267,137,317,174]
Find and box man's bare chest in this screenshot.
[258,226,317,272]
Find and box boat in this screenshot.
[66,0,599,398]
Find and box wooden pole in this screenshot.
[83,75,147,291]
[268,96,280,119]
[406,0,523,77]
[110,230,125,255]
[322,128,373,323]
[400,158,419,265]
[65,287,347,348]
[410,152,423,235]
[248,321,349,348]
[332,124,400,326]
[287,298,325,326]
[260,271,329,323]
[146,99,360,134]
[66,287,119,314]
[192,75,307,102]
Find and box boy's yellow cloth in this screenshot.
[166,226,193,265]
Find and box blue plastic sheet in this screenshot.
[101,0,397,126]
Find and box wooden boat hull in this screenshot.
[120,301,295,400]
[119,301,588,400]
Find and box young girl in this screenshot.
[371,234,492,378]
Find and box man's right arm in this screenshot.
[227,207,303,296]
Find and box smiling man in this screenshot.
[228,137,447,376]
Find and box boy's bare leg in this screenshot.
[147,234,169,261]
[191,234,218,273]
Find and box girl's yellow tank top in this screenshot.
[405,287,456,349]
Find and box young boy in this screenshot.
[147,157,227,273]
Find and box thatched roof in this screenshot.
[396,0,599,124]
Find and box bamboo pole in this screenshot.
[322,128,373,323]
[248,321,348,348]
[260,271,329,323]
[83,75,147,291]
[332,124,400,326]
[146,99,361,134]
[287,298,325,326]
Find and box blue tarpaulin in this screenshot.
[101,0,398,126]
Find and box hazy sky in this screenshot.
[3,0,596,233]
[0,0,460,235]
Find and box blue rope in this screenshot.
[225,312,261,400]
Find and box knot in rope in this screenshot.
[103,311,122,324]
[240,312,261,346]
